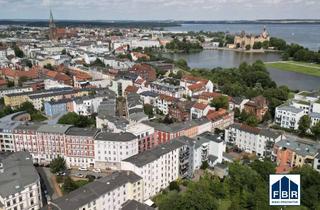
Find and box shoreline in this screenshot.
[202,47,280,54]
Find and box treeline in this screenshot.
[267,37,320,63]
[187,60,290,118]
[155,161,319,210]
[166,38,203,53]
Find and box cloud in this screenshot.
[0,0,319,20]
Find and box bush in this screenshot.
[169,181,180,192]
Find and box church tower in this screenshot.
[48,10,56,40]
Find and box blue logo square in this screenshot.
[269,174,300,206]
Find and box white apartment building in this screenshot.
[225,123,283,157]
[44,171,145,210]
[121,140,186,201]
[275,105,305,130]
[94,132,139,170]
[0,152,42,210]
[73,96,104,116]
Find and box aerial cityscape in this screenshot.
[0,1,320,210]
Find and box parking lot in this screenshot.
[69,168,113,179]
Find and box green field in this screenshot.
[266,61,320,77]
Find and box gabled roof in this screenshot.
[192,102,208,110]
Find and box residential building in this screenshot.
[150,81,185,98]
[190,102,213,119]
[178,132,226,178]
[274,138,319,173]
[130,63,156,82]
[0,112,30,152]
[94,132,138,170]
[121,139,187,200]
[43,171,144,210]
[155,94,177,115]
[275,105,305,130]
[36,124,72,164]
[65,127,99,168]
[243,96,268,121]
[225,123,283,157]
[0,86,33,98]
[0,152,42,210]
[126,123,157,152]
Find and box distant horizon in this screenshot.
[1,0,319,20]
[1,18,320,22]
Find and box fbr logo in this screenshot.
[269,174,300,206]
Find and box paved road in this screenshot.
[36,167,59,200]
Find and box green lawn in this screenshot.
[266,61,320,77]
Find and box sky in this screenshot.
[0,0,319,20]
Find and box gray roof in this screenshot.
[140,91,159,98]
[0,112,26,132]
[121,200,155,210]
[123,139,186,167]
[15,123,43,131]
[95,132,137,142]
[144,118,209,133]
[103,115,130,129]
[37,124,73,134]
[229,123,281,139]
[43,171,142,210]
[310,112,320,119]
[0,152,39,198]
[97,98,117,118]
[197,132,224,143]
[65,127,99,137]
[277,105,304,114]
[275,138,319,157]
[208,155,218,163]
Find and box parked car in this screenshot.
[78,167,88,171]
[85,174,96,181]
[56,171,66,176]
[92,168,101,173]
[75,173,84,178]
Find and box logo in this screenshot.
[269,174,300,206]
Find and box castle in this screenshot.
[233,27,270,49]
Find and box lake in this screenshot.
[165,23,320,51]
[165,50,320,91]
[164,24,320,91]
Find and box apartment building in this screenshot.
[0,86,33,98]
[94,132,138,170]
[65,127,99,168]
[275,105,305,130]
[225,123,283,157]
[43,171,144,210]
[121,140,187,201]
[274,138,319,173]
[126,123,157,152]
[0,152,42,210]
[36,124,72,164]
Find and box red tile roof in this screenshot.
[125,85,139,94]
[193,102,208,110]
[0,79,7,86]
[159,94,176,102]
[206,109,227,121]
[187,83,206,92]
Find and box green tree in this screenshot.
[210,95,229,110]
[169,181,180,192]
[291,165,320,209]
[253,42,262,49]
[250,160,275,182]
[44,63,54,70]
[298,115,312,135]
[245,115,258,127]
[200,161,209,170]
[311,121,320,140]
[58,112,95,128]
[13,45,24,58]
[62,176,78,193]
[175,59,189,70]
[245,45,251,50]
[143,104,154,118]
[18,76,29,87]
[50,156,66,174]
